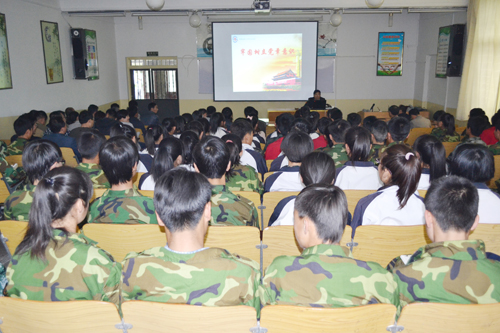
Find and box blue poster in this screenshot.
[377,32,404,76]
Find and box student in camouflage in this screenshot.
[6,115,35,156]
[87,136,157,224]
[389,176,500,309]
[193,136,259,227]
[367,120,388,164]
[261,185,398,307]
[4,140,64,221]
[5,167,121,305]
[0,141,26,189]
[223,134,263,194]
[319,119,350,167]
[379,116,411,155]
[430,113,461,142]
[75,130,110,188]
[121,168,261,310]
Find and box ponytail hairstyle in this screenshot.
[15,167,93,260]
[151,137,183,181]
[23,140,63,184]
[174,116,185,134]
[110,123,137,142]
[344,127,372,163]
[179,130,200,165]
[162,117,177,136]
[440,113,456,136]
[221,133,242,179]
[379,144,422,209]
[300,152,336,186]
[307,112,320,133]
[413,135,446,181]
[210,112,226,134]
[144,125,164,155]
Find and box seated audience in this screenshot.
[128,105,146,136]
[117,109,134,129]
[381,117,411,154]
[0,141,27,189]
[480,111,500,145]
[66,110,80,132]
[412,135,446,190]
[327,107,343,121]
[75,130,110,189]
[68,110,94,140]
[368,120,388,164]
[7,115,35,156]
[347,113,362,127]
[138,125,164,173]
[431,113,460,142]
[269,121,309,172]
[317,117,332,147]
[431,110,445,128]
[95,108,118,135]
[388,105,401,119]
[488,119,500,155]
[307,112,327,149]
[209,112,228,138]
[231,118,267,174]
[222,107,233,131]
[43,116,81,162]
[265,113,294,160]
[162,117,177,136]
[261,184,397,307]
[362,115,378,132]
[459,116,489,146]
[321,119,351,167]
[193,136,259,227]
[87,136,157,224]
[34,110,48,137]
[409,109,431,128]
[5,167,121,304]
[244,106,266,140]
[141,102,160,126]
[179,130,199,171]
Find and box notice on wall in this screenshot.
[377,32,404,76]
[436,26,451,78]
[85,30,99,80]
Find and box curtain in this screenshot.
[457,0,500,120]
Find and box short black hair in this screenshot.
[469,108,485,118]
[230,118,253,140]
[128,100,138,108]
[105,108,117,119]
[206,106,216,116]
[389,105,400,116]
[295,184,348,244]
[77,130,106,160]
[48,116,66,134]
[175,116,186,133]
[425,176,479,232]
[317,117,332,135]
[99,136,139,185]
[327,119,351,144]
[299,152,336,186]
[180,130,200,164]
[276,113,294,136]
[409,109,420,116]
[222,107,233,121]
[307,112,320,132]
[162,117,177,134]
[387,117,411,141]
[362,115,378,131]
[313,89,321,95]
[467,116,489,137]
[199,118,210,135]
[244,106,258,119]
[23,140,63,184]
[281,131,314,163]
[110,123,136,141]
[433,110,445,122]
[370,120,388,143]
[79,111,92,125]
[36,111,48,122]
[148,102,157,111]
[110,103,120,112]
[117,109,129,121]
[209,112,225,134]
[185,121,204,137]
[347,113,362,127]
[199,108,207,116]
[154,168,212,232]
[128,106,138,118]
[448,144,494,183]
[66,111,79,125]
[14,115,34,136]
[193,136,230,179]
[291,118,310,134]
[327,108,342,121]
[94,111,105,121]
[345,127,371,162]
[440,113,456,136]
[88,104,99,116]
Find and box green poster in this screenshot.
[0,13,13,89]
[85,30,99,80]
[41,21,63,84]
[436,26,451,78]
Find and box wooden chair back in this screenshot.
[263,171,275,183]
[344,190,376,215]
[470,223,500,255]
[405,127,433,146]
[265,159,273,170]
[233,191,261,211]
[0,298,121,333]
[262,225,352,269]
[203,226,261,263]
[60,147,79,167]
[260,304,396,333]
[351,225,431,266]
[261,191,300,229]
[121,301,257,333]
[486,155,500,188]
[104,135,110,140]
[0,220,28,255]
[456,126,466,135]
[1,139,11,146]
[0,173,11,204]
[132,172,144,188]
[442,141,460,157]
[5,155,23,167]
[418,190,427,197]
[260,143,265,151]
[138,132,145,143]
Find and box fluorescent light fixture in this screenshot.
[202,9,255,16]
[131,11,189,16]
[342,8,402,14]
[271,9,331,15]
[206,15,323,22]
[408,7,467,13]
[66,11,126,17]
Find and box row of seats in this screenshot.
[0,297,498,333]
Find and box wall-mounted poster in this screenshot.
[85,29,99,80]
[377,32,404,76]
[0,13,13,89]
[436,26,451,78]
[317,23,337,57]
[41,21,63,84]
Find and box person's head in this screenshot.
[50,110,66,122]
[469,108,485,119]
[291,118,310,134]
[199,118,210,136]
[230,118,254,144]
[244,106,258,120]
[23,140,63,184]
[180,130,200,165]
[36,111,48,125]
[88,104,99,118]
[467,116,489,137]
[192,110,202,121]
[209,112,226,134]
[193,136,230,180]
[148,102,158,114]
[48,116,67,135]
[206,106,216,117]
[105,108,117,120]
[294,184,348,249]
[281,131,314,163]
[161,117,177,136]
[199,108,208,118]
[362,115,378,131]
[99,136,139,186]
[144,125,164,155]
[64,107,76,118]
[295,106,310,120]
[117,109,130,123]
[14,114,34,139]
[174,116,186,133]
[448,144,494,183]
[94,111,105,122]
[151,137,183,181]
[347,113,362,127]
[432,110,445,122]
[66,111,79,125]
[299,152,336,186]
[424,176,479,242]
[185,120,204,139]
[387,117,410,142]
[495,119,500,141]
[317,117,332,136]
[307,112,320,133]
[370,120,388,145]
[154,168,212,235]
[379,144,421,208]
[128,105,139,119]
[327,107,342,121]
[275,113,294,136]
[110,123,137,143]
[222,107,233,122]
[78,110,94,128]
[313,89,321,100]
[413,135,446,181]
[327,119,351,145]
[388,105,400,118]
[344,127,372,163]
[77,130,106,162]
[408,109,420,119]
[15,167,93,259]
[182,112,194,124]
[110,103,120,112]
[222,133,243,178]
[438,112,456,136]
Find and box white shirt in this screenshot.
[334,161,383,190]
[211,127,228,138]
[139,174,155,191]
[264,166,304,192]
[417,169,430,190]
[270,197,296,226]
[475,183,500,224]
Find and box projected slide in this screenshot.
[231,34,302,92]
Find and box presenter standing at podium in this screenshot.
[304,90,327,110]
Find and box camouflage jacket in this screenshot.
[460,136,487,146]
[488,142,500,155]
[379,141,409,155]
[121,246,261,311]
[368,144,384,165]
[0,156,26,189]
[431,128,461,142]
[261,244,397,308]
[226,164,263,194]
[75,163,110,189]
[320,144,349,167]
[3,183,36,221]
[88,187,158,224]
[210,185,259,228]
[5,229,121,305]
[6,138,28,156]
[390,240,500,309]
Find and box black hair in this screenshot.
[185,121,204,137]
[433,110,445,122]
[439,113,456,136]
[117,109,129,121]
[230,118,253,140]
[105,108,117,120]
[110,123,136,141]
[448,144,494,183]
[299,152,336,186]
[222,133,243,179]
[209,112,226,134]
[48,116,66,134]
[36,111,48,122]
[128,105,138,118]
[281,131,314,163]
[308,112,320,132]
[398,113,412,122]
[79,111,92,125]
[327,108,342,121]
[345,127,372,163]
[162,118,177,135]
[387,117,411,142]
[294,106,310,119]
[99,136,139,185]
[14,115,34,136]
[65,108,75,118]
[88,104,98,117]
[327,119,351,144]
[94,111,105,122]
[174,116,186,133]
[207,106,216,117]
[469,108,485,118]
[199,118,210,135]
[362,116,378,131]
[144,125,164,155]
[15,167,93,260]
[66,111,79,125]
[110,103,120,112]
[193,136,230,179]
[192,110,202,121]
[77,130,106,160]
[425,176,479,232]
[244,106,258,119]
[347,113,362,127]
[389,105,400,116]
[180,130,200,165]
[413,135,446,181]
[23,140,63,184]
[128,100,138,108]
[182,113,194,124]
[154,168,211,232]
[151,137,183,181]
[370,120,388,143]
[50,111,65,120]
[467,116,489,137]
[199,108,208,116]
[313,89,321,95]
[490,111,500,130]
[222,107,233,121]
[294,184,348,244]
[148,102,157,111]
[317,117,332,135]
[409,109,420,116]
[495,118,500,131]
[291,118,311,134]
[276,113,294,136]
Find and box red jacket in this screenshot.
[313,135,328,150]
[265,137,284,160]
[480,126,498,145]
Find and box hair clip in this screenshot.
[45,177,55,185]
[226,140,233,143]
[405,152,414,160]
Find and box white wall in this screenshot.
[0,0,120,118]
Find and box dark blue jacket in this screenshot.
[43,133,81,162]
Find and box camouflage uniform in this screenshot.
[0,141,26,189]
[261,244,398,307]
[6,138,28,156]
[5,229,121,305]
[88,187,158,224]
[379,141,409,155]
[75,163,110,189]
[431,128,461,142]
[226,164,263,194]
[210,185,259,228]
[3,183,36,221]
[368,144,384,165]
[488,142,500,155]
[390,240,500,309]
[121,246,261,311]
[320,144,349,167]
[460,136,487,146]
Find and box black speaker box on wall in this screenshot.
[71,28,87,79]
[447,24,465,77]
